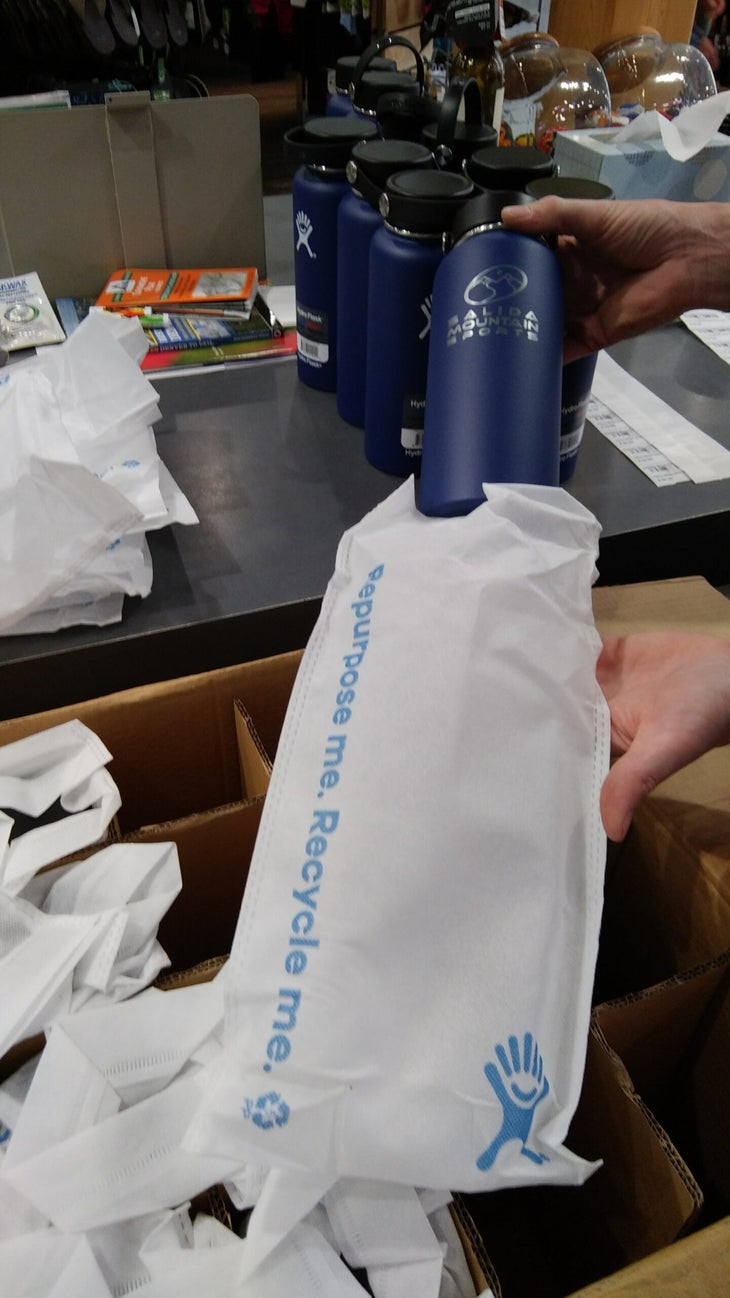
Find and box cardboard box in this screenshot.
[0,92,267,300]
[0,650,302,833]
[554,127,730,202]
[2,574,730,1294]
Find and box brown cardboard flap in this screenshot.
[125,797,263,971]
[234,699,273,799]
[595,954,730,1217]
[564,1217,730,1298]
[464,1023,702,1298]
[0,657,303,832]
[0,93,266,299]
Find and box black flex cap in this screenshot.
[348,139,435,208]
[450,189,533,244]
[335,53,396,92]
[525,176,615,201]
[284,115,380,168]
[380,168,475,235]
[355,70,421,112]
[420,118,498,168]
[466,145,556,191]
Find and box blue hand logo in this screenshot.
[476,1033,550,1172]
[241,1091,290,1131]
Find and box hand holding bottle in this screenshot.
[502,197,730,360]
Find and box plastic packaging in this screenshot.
[595,30,717,120]
[501,33,612,151]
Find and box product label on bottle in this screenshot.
[560,427,584,461]
[401,394,426,454]
[297,304,330,365]
[500,94,540,147]
[445,0,498,43]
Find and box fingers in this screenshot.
[501,196,614,241]
[599,722,709,841]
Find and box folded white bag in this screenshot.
[190,480,610,1193]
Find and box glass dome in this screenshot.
[596,30,717,119]
[501,33,612,152]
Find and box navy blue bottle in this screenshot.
[337,139,435,428]
[285,116,379,392]
[526,175,615,483]
[419,190,564,516]
[364,169,474,477]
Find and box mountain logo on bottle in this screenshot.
[464,265,528,307]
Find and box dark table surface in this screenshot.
[1,318,729,720]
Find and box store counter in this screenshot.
[0,315,729,720]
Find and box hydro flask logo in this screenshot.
[295,211,316,259]
[418,293,433,341]
[465,265,528,306]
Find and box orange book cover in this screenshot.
[96,267,259,311]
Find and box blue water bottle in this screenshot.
[419,189,564,516]
[285,115,379,392]
[327,53,397,117]
[420,76,498,172]
[364,168,474,477]
[526,175,615,483]
[337,139,436,428]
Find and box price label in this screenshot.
[587,397,690,487]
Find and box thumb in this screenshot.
[501,195,609,239]
[599,720,707,841]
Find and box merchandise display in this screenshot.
[1,11,730,1293]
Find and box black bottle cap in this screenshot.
[284,115,380,168]
[380,168,475,235]
[421,118,498,168]
[376,90,441,142]
[334,53,396,93]
[525,176,615,201]
[354,70,421,112]
[347,139,436,208]
[466,144,556,191]
[450,189,533,244]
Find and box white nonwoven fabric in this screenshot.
[187,480,610,1199]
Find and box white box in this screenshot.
[554,126,730,202]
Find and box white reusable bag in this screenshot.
[188,480,610,1196]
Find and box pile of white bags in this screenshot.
[0,312,197,633]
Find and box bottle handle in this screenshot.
[349,33,426,103]
[435,76,483,166]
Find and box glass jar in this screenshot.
[501,33,612,152]
[596,30,717,120]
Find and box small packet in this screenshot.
[0,273,66,351]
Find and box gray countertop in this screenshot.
[1,196,729,719]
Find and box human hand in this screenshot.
[596,632,730,841]
[501,198,730,360]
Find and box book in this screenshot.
[95,266,259,314]
[54,295,297,373]
[133,309,273,354]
